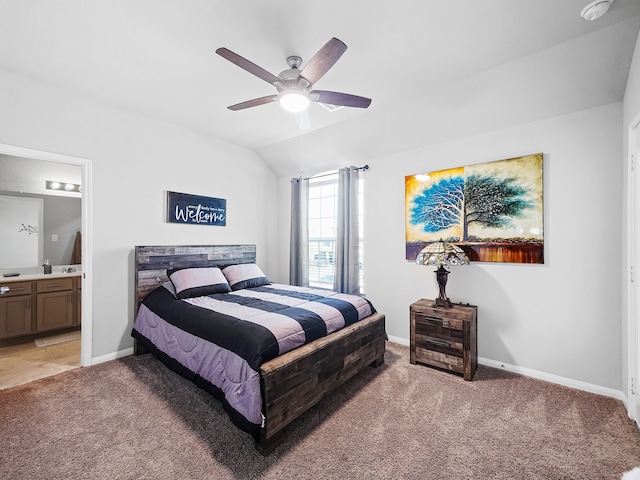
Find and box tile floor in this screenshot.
[0,338,81,390]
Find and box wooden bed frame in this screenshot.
[133,244,386,454]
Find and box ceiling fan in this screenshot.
[215,37,372,113]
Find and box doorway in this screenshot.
[0,143,92,369]
[629,115,640,426]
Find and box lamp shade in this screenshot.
[415,240,470,267]
[416,240,469,308]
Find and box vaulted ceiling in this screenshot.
[0,0,639,176]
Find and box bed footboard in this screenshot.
[257,312,386,454]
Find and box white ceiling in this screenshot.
[0,0,639,177]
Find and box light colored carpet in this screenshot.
[34,330,81,347]
[1,342,639,479]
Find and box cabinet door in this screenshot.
[0,295,32,339]
[74,278,81,325]
[37,291,74,332]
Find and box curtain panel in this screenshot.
[289,177,309,286]
[334,166,361,294]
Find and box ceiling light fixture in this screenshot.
[279,90,310,113]
[580,0,614,20]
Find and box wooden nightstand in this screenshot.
[410,299,478,381]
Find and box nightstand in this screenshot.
[410,299,478,381]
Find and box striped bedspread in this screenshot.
[131,283,375,437]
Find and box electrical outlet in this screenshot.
[51,234,58,242]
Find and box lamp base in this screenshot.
[432,297,452,308]
[433,265,453,308]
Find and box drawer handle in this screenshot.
[426,338,450,347]
[46,283,64,288]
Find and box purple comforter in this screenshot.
[132,283,375,435]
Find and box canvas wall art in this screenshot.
[405,153,544,263]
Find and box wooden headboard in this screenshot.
[134,244,256,313]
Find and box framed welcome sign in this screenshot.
[167,191,226,226]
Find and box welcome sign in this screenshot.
[167,191,226,226]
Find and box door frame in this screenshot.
[0,143,92,366]
[628,113,640,425]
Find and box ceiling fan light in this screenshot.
[279,91,310,113]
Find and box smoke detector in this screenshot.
[580,0,614,21]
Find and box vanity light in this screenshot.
[46,180,81,193]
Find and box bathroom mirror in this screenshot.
[0,195,43,268]
[0,154,81,270]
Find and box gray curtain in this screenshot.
[289,177,309,286]
[334,166,361,294]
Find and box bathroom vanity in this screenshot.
[0,271,81,344]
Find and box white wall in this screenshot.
[0,61,629,391]
[361,104,623,391]
[0,68,278,359]
[274,103,624,392]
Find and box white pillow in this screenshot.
[222,264,270,291]
[168,267,231,299]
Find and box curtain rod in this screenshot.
[302,164,369,181]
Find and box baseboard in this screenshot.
[90,347,134,366]
[477,356,626,403]
[388,335,408,346]
[385,337,626,404]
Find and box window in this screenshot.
[307,172,364,292]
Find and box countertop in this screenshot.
[0,271,81,283]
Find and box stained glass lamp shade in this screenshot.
[415,240,470,308]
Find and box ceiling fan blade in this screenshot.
[299,37,347,85]
[310,90,372,109]
[227,95,277,111]
[216,47,281,85]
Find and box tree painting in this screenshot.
[406,154,543,263]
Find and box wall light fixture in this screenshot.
[46,180,82,193]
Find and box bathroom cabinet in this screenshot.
[0,274,81,343]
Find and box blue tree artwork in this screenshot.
[405,154,543,264]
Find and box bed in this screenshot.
[132,244,386,454]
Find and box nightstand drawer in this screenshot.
[414,312,463,332]
[415,333,463,357]
[414,347,464,374]
[414,314,463,343]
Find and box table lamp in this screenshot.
[415,240,470,308]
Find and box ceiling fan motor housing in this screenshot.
[276,56,311,93]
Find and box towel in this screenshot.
[70,230,81,264]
